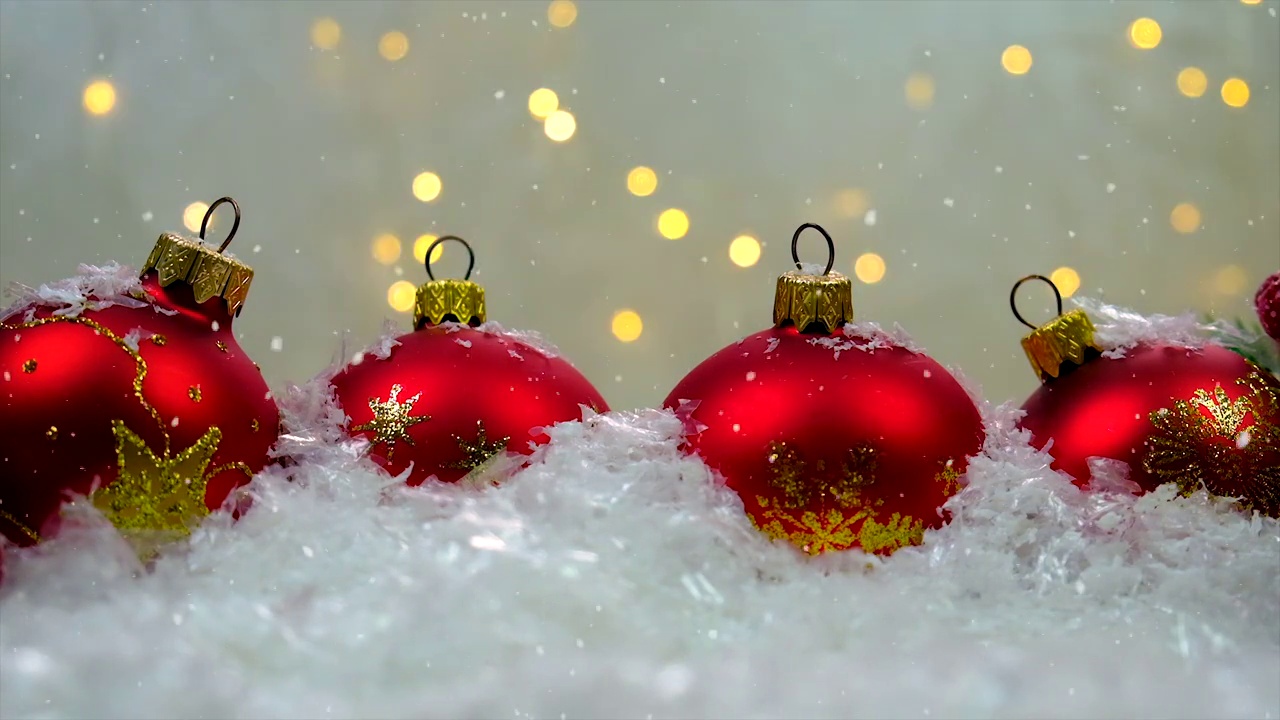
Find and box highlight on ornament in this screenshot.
[662,222,985,556]
[0,197,280,559]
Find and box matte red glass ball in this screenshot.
[0,274,280,547]
[1020,343,1280,515]
[1257,271,1280,341]
[330,324,608,486]
[663,325,985,555]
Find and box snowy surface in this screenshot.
[1,382,1278,719]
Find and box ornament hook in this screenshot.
[424,235,476,281]
[1010,274,1063,330]
[791,223,836,276]
[200,197,242,254]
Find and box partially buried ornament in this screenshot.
[663,223,985,556]
[329,235,609,486]
[0,198,281,556]
[1012,274,1280,516]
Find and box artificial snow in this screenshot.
[1072,296,1220,356]
[476,321,563,359]
[0,261,147,322]
[1,382,1277,719]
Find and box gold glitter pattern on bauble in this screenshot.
[46,426,58,440]
[444,420,510,471]
[216,340,228,353]
[94,421,221,543]
[0,509,39,543]
[937,462,963,497]
[1145,370,1280,516]
[352,384,430,461]
[1,313,256,554]
[250,419,260,433]
[22,359,37,373]
[188,385,202,402]
[750,441,926,555]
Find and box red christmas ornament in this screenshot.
[663,224,985,556]
[1256,271,1280,342]
[0,198,280,555]
[329,236,608,486]
[1012,275,1280,516]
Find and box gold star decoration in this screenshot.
[750,440,925,556]
[1145,370,1280,516]
[92,420,223,554]
[351,383,430,461]
[444,419,511,472]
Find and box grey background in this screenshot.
[1,0,1277,411]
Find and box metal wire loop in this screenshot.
[424,235,476,281]
[200,197,242,254]
[791,223,835,276]
[1009,274,1063,330]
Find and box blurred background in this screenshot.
[0,0,1276,411]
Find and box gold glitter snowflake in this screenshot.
[1144,370,1280,516]
[92,421,223,556]
[444,419,510,472]
[750,441,925,555]
[351,384,430,461]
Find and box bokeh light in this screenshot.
[413,235,445,265]
[627,166,658,197]
[310,17,341,50]
[657,209,689,240]
[1176,67,1208,98]
[1128,18,1162,50]
[378,31,409,61]
[412,172,442,203]
[1170,202,1202,234]
[544,109,577,142]
[183,202,210,233]
[387,281,416,313]
[1001,45,1033,75]
[728,235,762,268]
[1049,266,1081,298]
[528,88,559,119]
[854,253,886,284]
[611,310,643,342]
[82,80,117,116]
[1212,265,1248,294]
[1221,78,1250,108]
[905,73,935,110]
[372,233,401,265]
[548,0,578,28]
[836,188,869,218]
[1241,0,1262,5]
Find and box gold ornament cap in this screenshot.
[139,197,254,316]
[1011,274,1104,382]
[772,223,853,334]
[413,235,488,329]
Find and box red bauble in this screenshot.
[1011,275,1280,516]
[0,199,280,553]
[1021,343,1280,513]
[329,237,608,486]
[663,224,985,556]
[1256,271,1280,342]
